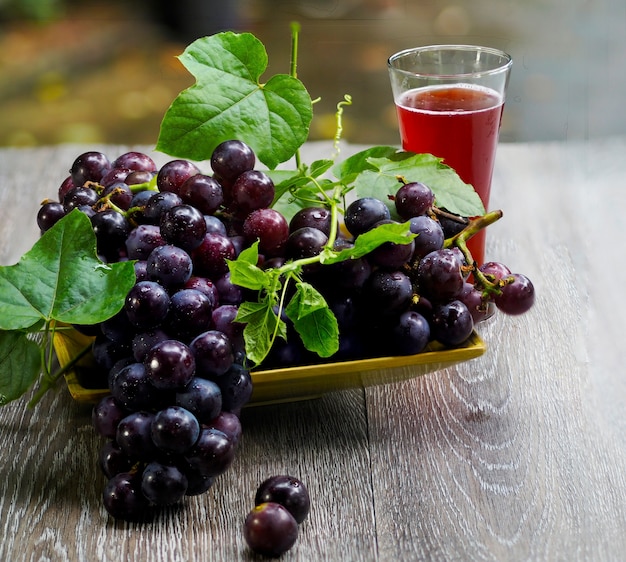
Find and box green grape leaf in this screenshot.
[0,332,41,406]
[285,282,339,358]
[308,158,335,178]
[322,221,416,264]
[0,210,136,330]
[227,242,268,291]
[236,299,286,366]
[332,145,399,183]
[341,148,485,217]
[156,32,313,169]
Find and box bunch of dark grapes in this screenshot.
[261,182,535,365]
[39,144,267,520]
[38,140,534,520]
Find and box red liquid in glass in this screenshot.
[396,85,504,264]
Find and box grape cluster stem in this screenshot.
[441,209,514,296]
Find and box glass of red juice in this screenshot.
[387,45,512,265]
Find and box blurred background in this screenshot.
[1,0,624,148]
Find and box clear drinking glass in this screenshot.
[388,45,512,264]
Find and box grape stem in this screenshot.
[442,209,510,293]
[290,21,303,170]
[332,95,352,159]
[28,321,92,407]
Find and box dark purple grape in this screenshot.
[392,310,430,355]
[146,244,193,288]
[156,159,200,195]
[211,305,244,352]
[126,170,155,185]
[131,328,170,362]
[124,280,170,330]
[409,215,445,260]
[151,406,200,454]
[327,292,361,331]
[144,339,196,390]
[76,204,96,220]
[37,201,65,232]
[214,272,243,305]
[479,261,512,281]
[184,427,237,477]
[457,282,495,324]
[70,151,111,186]
[107,357,135,389]
[321,239,372,290]
[438,212,469,238]
[184,276,219,307]
[167,288,214,340]
[368,220,415,269]
[116,411,158,461]
[92,335,132,372]
[128,189,154,211]
[62,186,99,213]
[100,310,135,344]
[189,330,234,378]
[143,191,183,224]
[203,215,228,236]
[92,395,127,439]
[364,269,413,315]
[210,139,255,184]
[216,363,253,413]
[58,175,75,200]
[206,411,242,445]
[183,468,215,496]
[125,224,165,260]
[242,207,290,257]
[110,361,164,411]
[100,167,131,187]
[431,300,474,346]
[255,475,310,524]
[230,170,274,215]
[244,502,299,557]
[90,209,131,260]
[160,204,207,252]
[450,247,470,279]
[102,471,149,521]
[395,181,435,219]
[141,461,188,505]
[101,181,133,210]
[229,234,246,256]
[179,174,224,215]
[417,248,465,301]
[289,206,334,236]
[176,377,222,424]
[98,440,133,479]
[134,260,148,281]
[284,227,328,262]
[192,233,236,278]
[495,273,535,315]
[112,151,157,173]
[344,197,390,236]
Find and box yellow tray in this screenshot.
[54,328,486,406]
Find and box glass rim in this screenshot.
[388,44,512,80]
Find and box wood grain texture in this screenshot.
[0,141,625,561]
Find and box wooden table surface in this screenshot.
[1,139,625,561]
